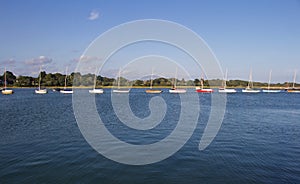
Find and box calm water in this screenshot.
[0,89,299,183]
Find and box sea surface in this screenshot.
[0,88,299,183]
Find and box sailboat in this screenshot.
[242,69,260,93]
[1,68,14,95]
[262,70,281,93]
[287,70,300,93]
[218,69,236,93]
[196,73,213,93]
[146,68,162,94]
[35,66,47,94]
[60,67,73,94]
[89,73,104,94]
[112,68,130,93]
[169,67,186,93]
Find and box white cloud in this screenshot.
[25,56,52,66]
[88,10,100,20]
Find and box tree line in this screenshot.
[0,70,297,88]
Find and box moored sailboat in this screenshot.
[35,66,47,94]
[219,69,236,93]
[89,73,104,94]
[146,68,162,94]
[169,67,186,94]
[287,70,300,93]
[112,68,130,93]
[2,68,13,95]
[242,69,260,93]
[262,70,281,93]
[60,67,73,94]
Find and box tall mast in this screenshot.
[268,70,272,90]
[4,67,7,89]
[117,68,121,89]
[38,66,42,90]
[292,70,297,89]
[174,67,178,88]
[248,68,252,89]
[200,73,204,89]
[224,68,228,89]
[150,68,153,89]
[64,67,68,89]
[93,74,97,90]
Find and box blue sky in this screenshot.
[0,0,300,82]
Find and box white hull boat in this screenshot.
[2,68,13,95]
[242,89,261,93]
[262,70,280,93]
[89,88,104,94]
[218,69,236,93]
[169,67,186,94]
[219,88,237,93]
[242,69,260,93]
[112,89,130,93]
[60,90,73,94]
[262,89,281,93]
[169,89,186,93]
[35,66,47,94]
[35,89,48,94]
[2,89,13,95]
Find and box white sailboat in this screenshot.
[89,73,104,94]
[146,68,162,94]
[2,68,13,95]
[112,68,130,93]
[169,67,186,94]
[60,67,73,94]
[242,69,260,93]
[287,70,300,93]
[35,66,47,94]
[219,69,237,93]
[262,70,281,93]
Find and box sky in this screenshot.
[0,0,300,82]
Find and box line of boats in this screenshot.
[2,68,300,95]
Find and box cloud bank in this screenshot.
[25,56,52,66]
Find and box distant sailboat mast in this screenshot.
[174,67,178,88]
[4,67,6,89]
[292,70,297,89]
[38,66,42,90]
[117,68,121,89]
[200,74,204,89]
[268,70,272,90]
[93,72,97,90]
[223,69,228,89]
[64,67,68,89]
[150,68,154,89]
[247,68,253,89]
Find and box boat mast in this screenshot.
[117,68,121,89]
[150,68,153,89]
[223,69,228,89]
[4,67,7,90]
[248,68,252,89]
[268,70,272,90]
[200,73,204,89]
[64,67,68,89]
[38,66,42,90]
[174,67,178,88]
[292,70,296,89]
[93,71,97,90]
